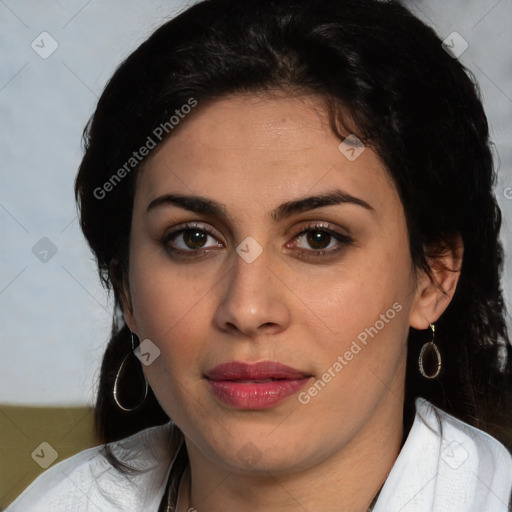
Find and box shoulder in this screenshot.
[375,398,512,512]
[5,422,174,512]
[415,397,512,471]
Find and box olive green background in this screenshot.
[0,405,96,510]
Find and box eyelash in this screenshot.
[159,221,354,260]
[288,222,354,259]
[160,222,222,259]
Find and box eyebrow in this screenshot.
[271,190,374,221]
[147,194,226,217]
[146,190,374,220]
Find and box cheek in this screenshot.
[292,236,413,340]
[294,278,409,387]
[288,237,413,411]
[293,270,411,430]
[127,258,214,422]
[128,233,215,332]
[126,242,213,378]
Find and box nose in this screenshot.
[213,250,291,338]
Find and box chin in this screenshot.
[189,424,328,476]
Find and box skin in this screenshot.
[121,94,462,512]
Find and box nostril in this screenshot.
[225,321,239,331]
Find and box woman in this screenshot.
[7,0,512,510]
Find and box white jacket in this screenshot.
[6,398,512,511]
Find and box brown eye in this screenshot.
[289,224,354,259]
[163,225,223,253]
[183,229,208,249]
[306,230,332,250]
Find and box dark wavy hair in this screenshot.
[74,0,511,495]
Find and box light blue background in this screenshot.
[1,0,511,405]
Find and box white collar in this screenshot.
[374,398,512,511]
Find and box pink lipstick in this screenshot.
[205,361,311,409]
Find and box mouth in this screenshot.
[205,361,312,410]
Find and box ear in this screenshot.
[409,234,464,330]
[110,259,138,333]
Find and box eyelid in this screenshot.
[287,220,352,240]
[285,221,355,255]
[160,221,225,246]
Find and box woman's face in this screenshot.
[124,94,429,474]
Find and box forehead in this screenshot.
[135,94,399,216]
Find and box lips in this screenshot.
[206,361,309,381]
[205,361,312,409]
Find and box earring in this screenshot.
[418,324,441,379]
[113,332,149,412]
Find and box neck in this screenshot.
[177,392,405,512]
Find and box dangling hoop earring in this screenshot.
[418,323,441,379]
[113,332,149,412]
